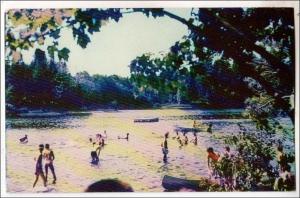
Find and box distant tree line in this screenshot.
[5,49,152,111]
[5,8,295,126]
[6,46,251,112]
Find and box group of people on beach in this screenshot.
[33,143,57,188]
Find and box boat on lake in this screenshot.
[134,117,159,123]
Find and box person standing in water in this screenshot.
[43,144,57,184]
[91,141,102,165]
[175,131,183,148]
[207,147,220,178]
[161,132,169,163]
[33,144,47,188]
[207,123,213,133]
[190,132,198,145]
[183,133,189,145]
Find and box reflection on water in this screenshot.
[161,109,246,120]
[6,109,245,129]
[6,114,90,129]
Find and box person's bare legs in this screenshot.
[45,164,49,182]
[33,175,39,188]
[41,173,47,187]
[49,163,57,184]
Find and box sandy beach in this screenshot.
[5,109,294,193]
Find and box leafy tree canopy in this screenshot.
[5,8,295,126]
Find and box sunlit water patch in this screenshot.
[5,109,295,192]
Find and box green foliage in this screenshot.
[5,48,152,112]
[58,48,70,61]
[47,45,57,59]
[47,45,70,61]
[71,9,122,48]
[129,53,186,104]
[219,132,277,191]
[245,94,276,131]
[130,37,252,108]
[133,8,165,18]
[5,8,295,122]
[197,177,224,192]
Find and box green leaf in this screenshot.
[58,47,70,61]
[40,23,48,32]
[14,12,22,20]
[48,17,57,28]
[47,45,57,59]
[49,29,61,39]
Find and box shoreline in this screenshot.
[6,108,246,119]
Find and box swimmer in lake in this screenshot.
[118,133,129,141]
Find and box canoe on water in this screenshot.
[162,175,220,191]
[162,175,200,191]
[134,117,159,123]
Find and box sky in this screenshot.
[22,8,191,77]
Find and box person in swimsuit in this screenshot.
[161,132,169,163]
[91,141,102,165]
[190,132,198,145]
[207,123,213,133]
[33,144,47,188]
[207,147,220,178]
[174,131,183,148]
[43,144,57,184]
[101,138,105,147]
[183,133,188,145]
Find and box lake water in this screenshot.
[5,109,295,192]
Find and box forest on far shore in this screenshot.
[5,8,295,126]
[6,46,251,112]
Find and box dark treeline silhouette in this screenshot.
[6,48,251,113]
[5,49,151,113]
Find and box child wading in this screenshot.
[43,144,57,184]
[161,132,169,163]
